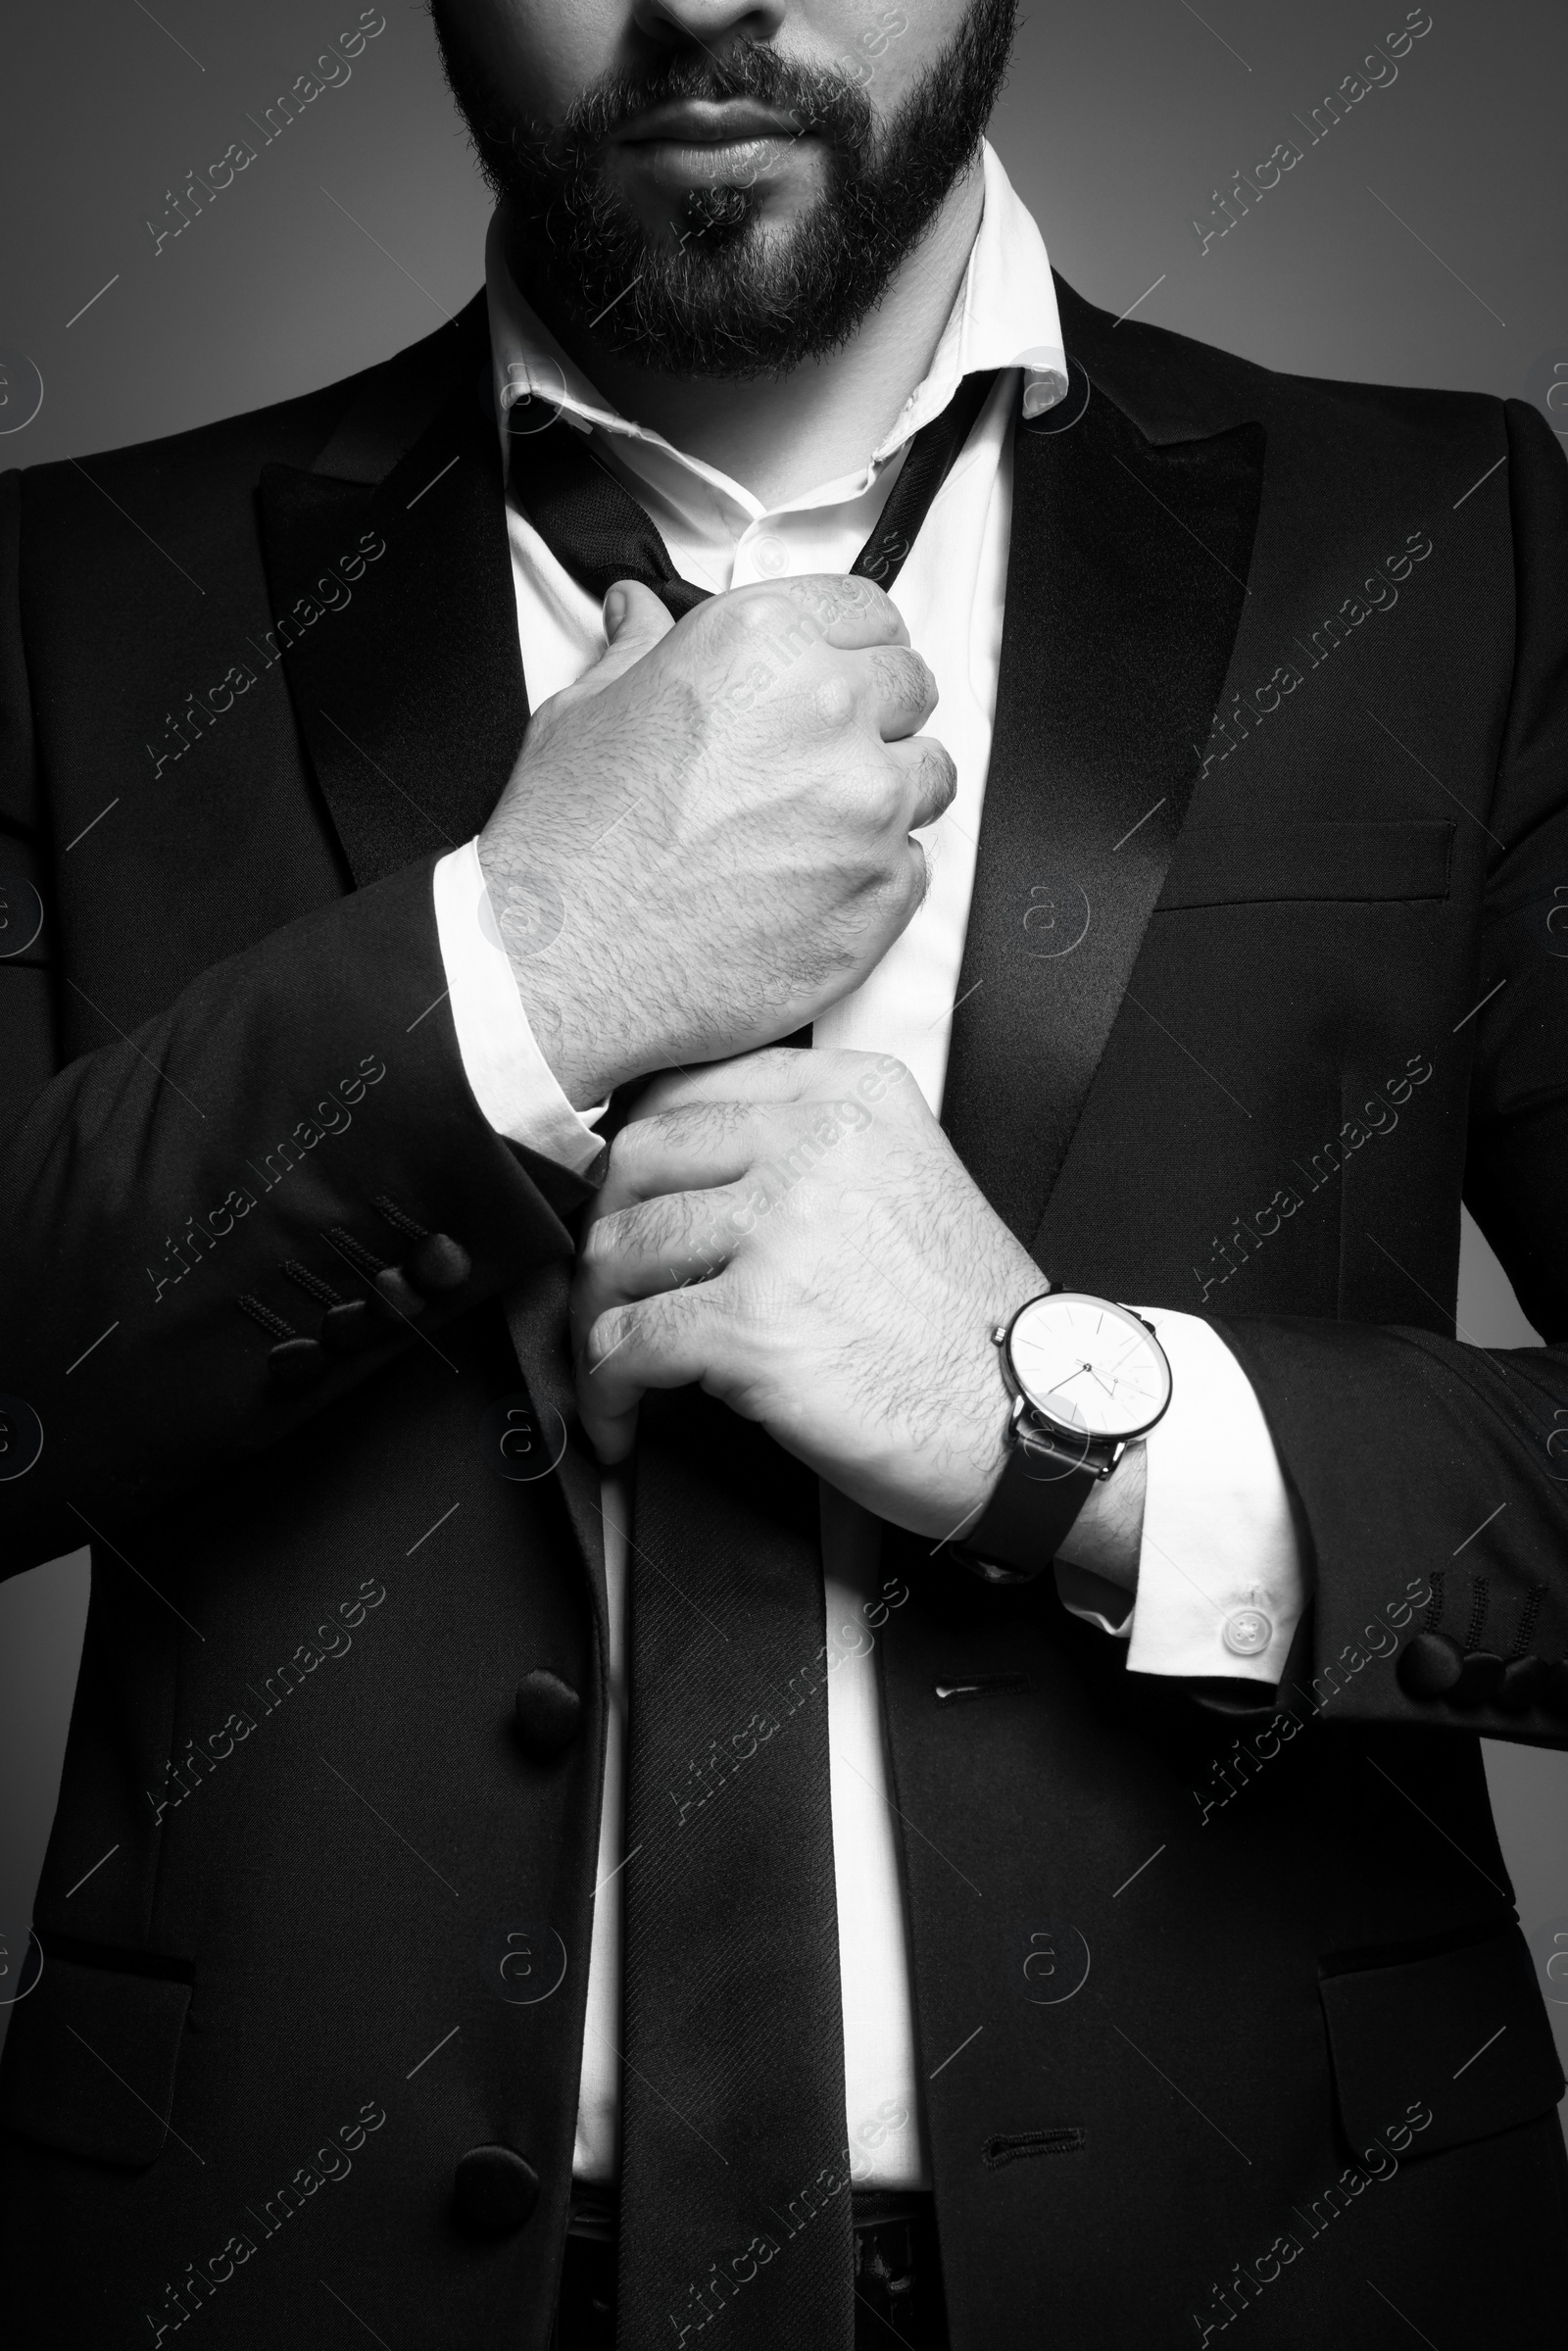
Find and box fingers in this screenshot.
[861,645,940,742]
[714,572,909,654]
[628,1042,912,1129]
[574,1188,740,1355]
[595,1098,767,1216]
[566,578,675,701]
[886,733,958,831]
[576,1284,722,1462]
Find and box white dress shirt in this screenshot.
[432,145,1303,2189]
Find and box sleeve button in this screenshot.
[1396,1630,1462,1698]
[268,1338,326,1390]
[1496,1656,1542,1714]
[374,1266,427,1319]
[409,1233,471,1295]
[1222,1608,1272,1657]
[320,1299,376,1354]
[1537,1658,1568,1720]
[1447,1650,1505,1708]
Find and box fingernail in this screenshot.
[603,586,627,634]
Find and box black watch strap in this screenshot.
[956,1431,1099,1583]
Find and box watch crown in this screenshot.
[991,1324,1008,1346]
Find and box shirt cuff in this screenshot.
[431,838,606,1177]
[1118,1307,1303,1683]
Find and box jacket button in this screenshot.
[454,2145,539,2238]
[1495,1656,1542,1713]
[320,1299,376,1353]
[1396,1630,1462,1699]
[269,1337,326,1389]
[409,1232,471,1295]
[1537,1658,1568,1719]
[1448,1649,1505,1707]
[514,1671,582,1760]
[374,1266,427,1320]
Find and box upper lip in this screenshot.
[616,99,803,145]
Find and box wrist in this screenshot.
[1054,1441,1147,1592]
[476,836,618,1109]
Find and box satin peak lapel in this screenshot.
[941,377,1265,1253]
[255,303,525,890]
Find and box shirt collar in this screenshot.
[485,141,1066,521]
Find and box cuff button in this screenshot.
[1396,1630,1462,1698]
[1538,1659,1568,1720]
[409,1233,471,1295]
[1448,1649,1505,1708]
[1496,1656,1542,1714]
[268,1338,326,1390]
[320,1300,376,1354]
[1222,1607,1273,1658]
[374,1266,427,1320]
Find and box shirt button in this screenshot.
[1222,1608,1273,1658]
[753,532,787,575]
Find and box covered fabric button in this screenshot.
[1447,1650,1505,1708]
[409,1232,471,1295]
[1496,1656,1542,1714]
[1537,1659,1568,1719]
[374,1266,426,1320]
[268,1337,326,1390]
[320,1299,376,1354]
[514,1671,582,1761]
[1221,1607,1272,1658]
[1397,1630,1463,1698]
[454,2144,540,2238]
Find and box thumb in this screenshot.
[574,577,675,698]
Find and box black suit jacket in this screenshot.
[2,278,1567,2349]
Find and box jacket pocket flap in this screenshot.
[0,1952,191,2169]
[1319,1926,1564,2162]
[1159,819,1453,908]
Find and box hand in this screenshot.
[477,574,955,1106]
[570,1047,1045,1540]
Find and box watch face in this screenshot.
[1007,1294,1172,1442]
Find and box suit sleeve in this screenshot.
[1206,398,1568,1746]
[0,468,591,1579]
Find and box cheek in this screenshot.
[482,4,624,125]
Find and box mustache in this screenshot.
[544,41,872,159]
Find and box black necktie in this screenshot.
[510,371,1000,2351]
[514,366,999,615]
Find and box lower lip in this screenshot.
[618,134,808,189]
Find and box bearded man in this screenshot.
[2,3,1566,2346]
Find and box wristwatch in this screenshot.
[954,1290,1173,1585]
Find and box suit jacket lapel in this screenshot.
[941,367,1265,1255]
[255,299,525,890]
[255,299,607,1615]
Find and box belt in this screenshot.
[550,2183,949,2350]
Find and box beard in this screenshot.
[430,2,1019,380]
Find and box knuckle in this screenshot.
[579,1213,623,1271]
[810,670,858,728]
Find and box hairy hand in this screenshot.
[569,1048,1047,1540]
[478,575,956,1106]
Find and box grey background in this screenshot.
[1,0,1564,2121]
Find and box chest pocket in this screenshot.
[1157,819,1453,909]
